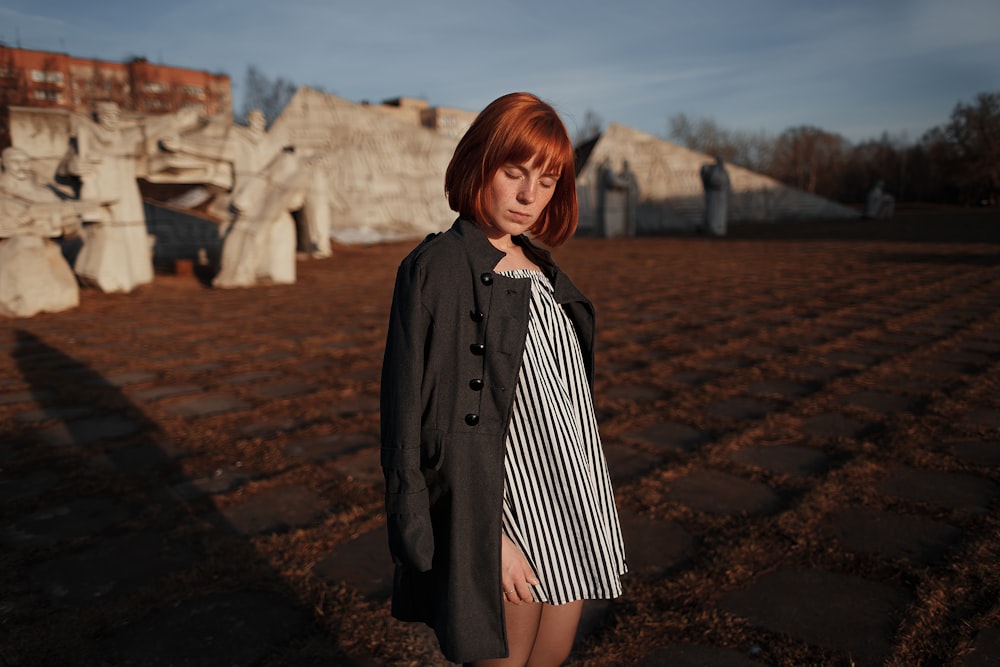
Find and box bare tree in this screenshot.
[574,109,604,145]
[667,113,773,172]
[239,65,297,127]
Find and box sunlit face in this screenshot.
[481,158,559,241]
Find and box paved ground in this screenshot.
[1,206,999,666]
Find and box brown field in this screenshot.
[1,205,998,666]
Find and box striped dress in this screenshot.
[498,269,627,604]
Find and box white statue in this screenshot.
[864,180,895,220]
[61,101,200,293]
[700,155,730,237]
[212,149,321,288]
[0,147,88,318]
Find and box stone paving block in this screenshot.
[666,469,781,516]
[333,446,382,484]
[747,379,819,399]
[2,497,130,549]
[0,469,60,502]
[128,383,203,402]
[313,525,393,599]
[602,442,661,483]
[37,415,145,447]
[636,644,761,667]
[102,589,309,667]
[799,413,870,439]
[212,484,325,535]
[841,390,917,415]
[169,465,251,501]
[961,627,1000,667]
[722,569,911,665]
[962,408,1000,430]
[623,421,709,453]
[605,383,667,402]
[728,444,830,477]
[250,379,318,400]
[705,397,778,421]
[88,440,186,474]
[0,388,56,405]
[284,432,378,461]
[823,507,962,565]
[0,443,15,463]
[662,371,718,387]
[329,396,380,418]
[89,370,159,387]
[618,509,697,575]
[14,405,92,423]
[879,467,999,512]
[949,440,1000,467]
[218,370,281,386]
[162,392,252,418]
[30,531,197,605]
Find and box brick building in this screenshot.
[0,44,231,147]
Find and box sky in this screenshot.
[2,0,998,144]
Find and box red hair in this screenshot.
[445,92,578,247]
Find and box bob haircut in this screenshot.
[445,92,578,248]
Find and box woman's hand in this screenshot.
[500,534,539,604]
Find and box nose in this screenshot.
[517,180,536,204]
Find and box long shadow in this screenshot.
[0,330,362,666]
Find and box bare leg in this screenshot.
[526,600,583,667]
[466,600,542,667]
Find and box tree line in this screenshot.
[662,90,999,207]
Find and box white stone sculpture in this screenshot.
[700,156,731,237]
[60,102,201,293]
[212,149,329,288]
[864,181,895,220]
[0,146,87,318]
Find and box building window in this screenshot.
[31,69,64,84]
[142,81,167,93]
[32,89,60,101]
[181,85,204,97]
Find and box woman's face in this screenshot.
[481,158,559,240]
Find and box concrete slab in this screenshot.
[949,440,1000,467]
[250,379,318,400]
[29,531,197,605]
[313,525,393,599]
[960,627,1000,667]
[128,383,204,402]
[618,509,697,575]
[799,413,870,439]
[747,380,819,399]
[605,383,667,402]
[666,469,781,516]
[602,442,661,484]
[102,589,309,667]
[623,421,709,453]
[169,465,252,501]
[879,467,999,512]
[162,393,252,418]
[2,497,130,549]
[823,507,962,565]
[728,444,829,477]
[14,405,92,423]
[705,397,778,421]
[87,440,186,473]
[962,408,1000,430]
[0,469,60,502]
[722,569,911,664]
[333,447,382,485]
[212,484,326,535]
[284,432,378,461]
[841,391,917,415]
[37,415,145,447]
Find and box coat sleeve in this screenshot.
[380,257,435,572]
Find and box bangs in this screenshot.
[488,114,574,178]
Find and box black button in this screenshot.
[470,310,485,322]
[480,272,493,286]
[469,378,484,391]
[470,343,485,355]
[465,413,479,426]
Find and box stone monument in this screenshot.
[597,158,639,237]
[0,147,89,317]
[59,102,201,293]
[700,155,730,237]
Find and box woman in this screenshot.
[380,92,626,666]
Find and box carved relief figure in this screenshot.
[0,147,87,317]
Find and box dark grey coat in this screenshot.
[380,218,595,663]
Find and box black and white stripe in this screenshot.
[498,269,626,605]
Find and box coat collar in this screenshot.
[450,217,556,273]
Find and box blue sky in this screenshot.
[2,0,998,144]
